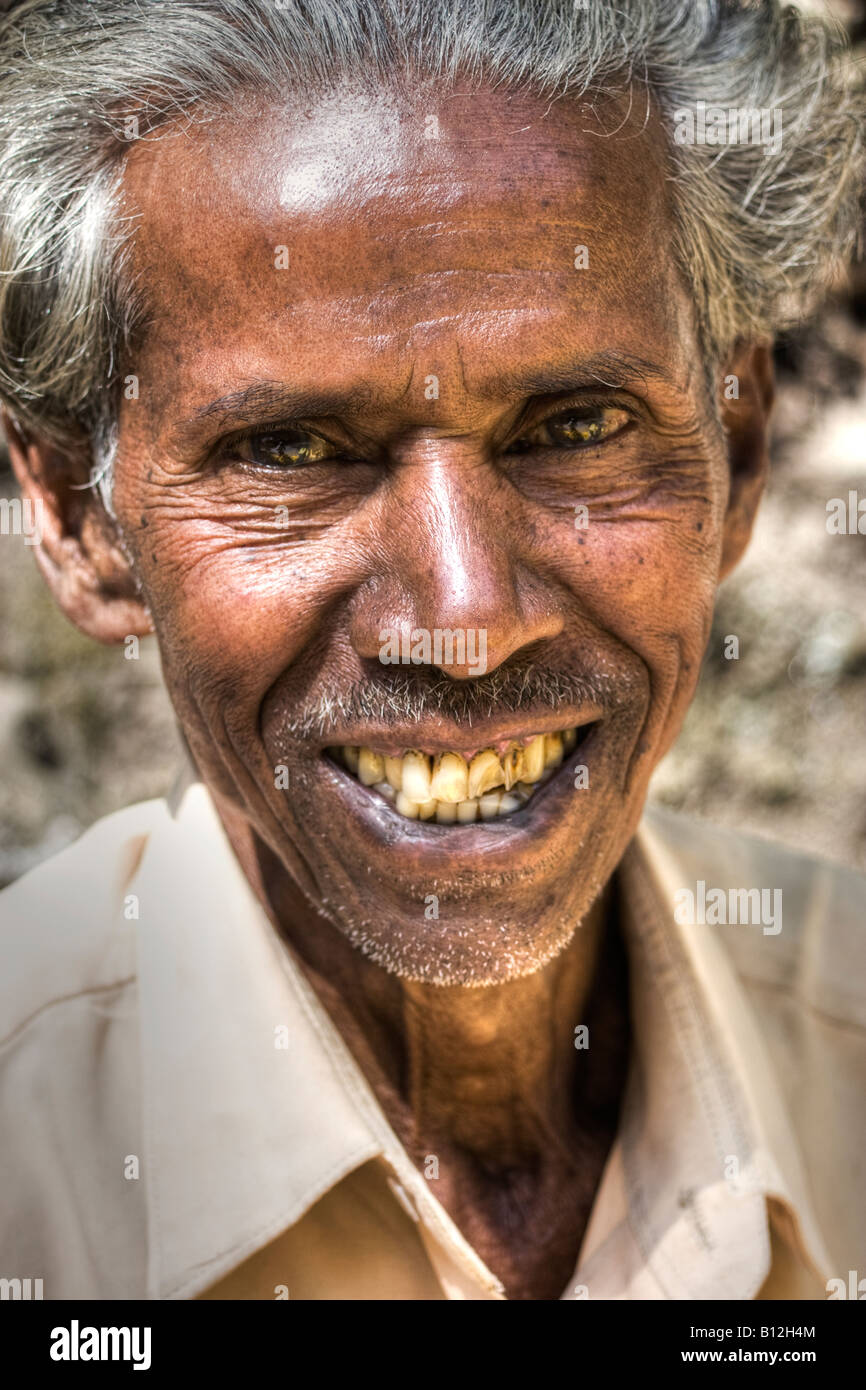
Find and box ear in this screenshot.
[717,339,775,582]
[2,412,153,644]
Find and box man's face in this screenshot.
[110,82,751,984]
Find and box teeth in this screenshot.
[332,725,585,822]
[544,732,564,769]
[384,756,404,791]
[502,742,524,791]
[430,752,469,804]
[467,749,505,798]
[522,734,546,782]
[344,746,360,774]
[402,750,432,802]
[358,748,384,785]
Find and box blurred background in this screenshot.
[0,0,864,887]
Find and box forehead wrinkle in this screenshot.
[385,215,604,238]
[123,159,673,388]
[121,92,687,433]
[133,234,664,371]
[137,290,570,369]
[315,276,569,321]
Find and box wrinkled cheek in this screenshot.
[134,546,312,834]
[136,538,318,747]
[570,516,721,753]
[636,558,718,756]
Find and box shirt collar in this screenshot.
[129,768,830,1300]
[131,775,382,1299]
[573,812,832,1299]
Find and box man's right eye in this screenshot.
[233,429,339,469]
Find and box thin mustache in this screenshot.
[280,662,630,740]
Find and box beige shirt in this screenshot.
[0,762,864,1300]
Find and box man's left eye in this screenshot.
[234,429,338,469]
[508,405,631,453]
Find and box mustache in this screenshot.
[281,660,631,740]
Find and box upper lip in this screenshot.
[317,708,603,759]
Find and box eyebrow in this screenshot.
[168,380,378,450]
[484,350,679,400]
[168,349,677,450]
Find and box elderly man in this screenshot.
[0,0,863,1303]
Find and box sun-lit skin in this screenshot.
[4,79,773,1299]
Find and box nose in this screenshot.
[348,433,564,679]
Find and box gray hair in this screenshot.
[0,0,863,511]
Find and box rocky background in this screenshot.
[1,1,864,887]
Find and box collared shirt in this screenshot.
[0,760,863,1300]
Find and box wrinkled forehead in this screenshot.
[119,81,696,410]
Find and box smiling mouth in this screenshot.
[325,726,591,823]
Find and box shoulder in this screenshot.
[640,805,866,1272]
[640,802,866,1029]
[0,797,168,1044]
[0,798,169,1296]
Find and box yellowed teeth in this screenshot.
[332,730,582,822]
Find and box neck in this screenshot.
[395,897,614,1168]
[215,791,628,1175]
[213,792,632,1297]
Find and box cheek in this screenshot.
[605,523,718,640]
[127,504,364,722]
[512,429,727,662]
[562,501,722,709]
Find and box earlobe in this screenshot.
[1,412,154,644]
[717,340,774,582]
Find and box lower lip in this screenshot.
[317,723,602,856]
